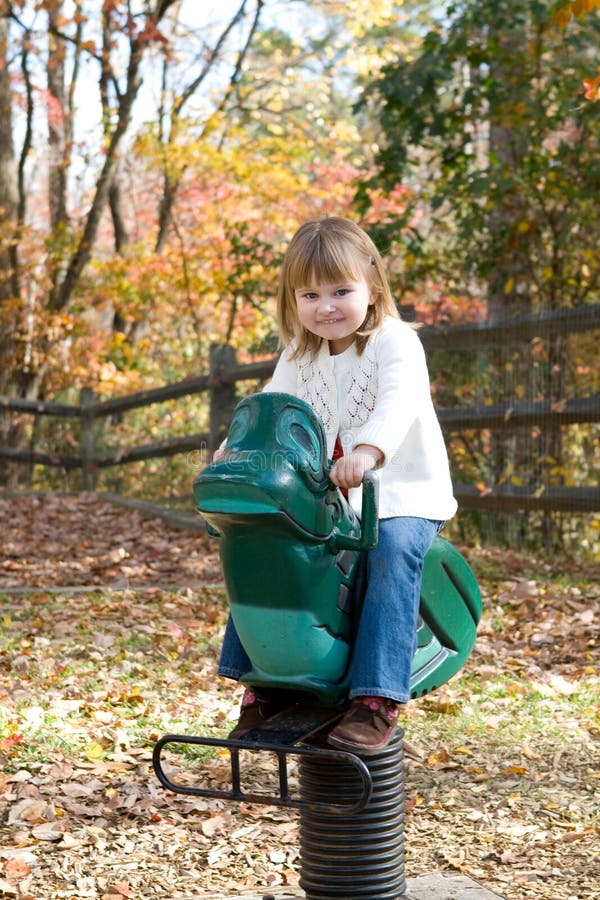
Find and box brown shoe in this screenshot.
[228,688,289,739]
[327,696,400,755]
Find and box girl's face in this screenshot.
[294,275,374,355]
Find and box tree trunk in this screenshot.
[109,166,130,254]
[0,16,19,316]
[487,27,530,323]
[47,2,69,231]
[485,7,532,547]
[0,16,24,486]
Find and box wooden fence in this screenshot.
[1,304,599,513]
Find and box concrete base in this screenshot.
[406,874,504,899]
[211,872,505,899]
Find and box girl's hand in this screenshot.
[329,444,382,489]
[212,443,226,461]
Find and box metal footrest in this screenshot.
[152,706,373,815]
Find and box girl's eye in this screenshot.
[335,288,350,296]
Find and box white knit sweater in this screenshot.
[264,316,457,521]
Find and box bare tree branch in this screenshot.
[50,42,141,308]
[47,0,185,309]
[155,0,264,253]
[155,0,180,17]
[173,0,249,118]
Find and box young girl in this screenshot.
[217,215,457,754]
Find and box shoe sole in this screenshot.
[326,728,397,756]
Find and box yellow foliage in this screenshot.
[328,0,397,37]
[573,0,600,16]
[85,741,105,761]
[553,0,600,30]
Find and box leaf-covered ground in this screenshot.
[0,493,598,899]
[0,493,220,589]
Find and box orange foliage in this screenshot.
[553,0,600,29]
[413,287,486,327]
[583,68,600,100]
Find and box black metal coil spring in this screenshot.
[298,729,406,899]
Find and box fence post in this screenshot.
[80,387,97,491]
[209,344,238,453]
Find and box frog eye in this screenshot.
[226,405,252,447]
[275,408,322,472]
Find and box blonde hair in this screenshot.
[277,216,399,357]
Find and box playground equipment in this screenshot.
[153,392,482,898]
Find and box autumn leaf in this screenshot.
[85,742,106,761]
[582,71,600,101]
[102,882,132,899]
[0,733,24,753]
[2,858,32,883]
[426,748,460,768]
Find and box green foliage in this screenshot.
[357,0,600,311]
[355,0,600,555]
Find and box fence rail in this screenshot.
[419,303,600,349]
[1,304,599,511]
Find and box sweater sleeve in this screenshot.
[352,321,433,464]
[262,347,298,395]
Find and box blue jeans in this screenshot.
[218,516,443,703]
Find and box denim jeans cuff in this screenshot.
[349,688,410,704]
[217,666,243,681]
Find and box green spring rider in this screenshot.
[194,392,481,708]
[153,388,483,856]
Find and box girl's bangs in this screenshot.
[288,235,365,289]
